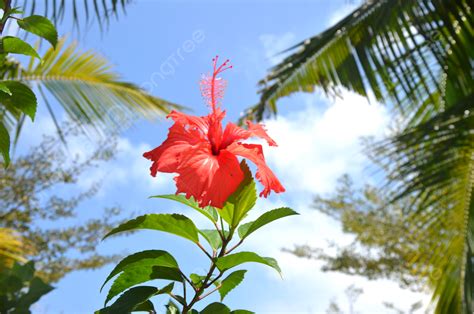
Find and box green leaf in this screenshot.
[106,268,179,306]
[165,300,180,314]
[173,295,186,306]
[17,277,54,309]
[201,302,231,314]
[12,261,35,282]
[150,266,183,282]
[199,229,223,251]
[238,208,299,239]
[133,300,155,312]
[1,81,37,121]
[96,286,158,314]
[0,122,10,167]
[151,194,218,222]
[218,270,246,301]
[0,82,11,95]
[220,161,257,227]
[231,310,254,314]
[102,250,179,291]
[17,15,58,48]
[189,273,206,288]
[216,252,281,275]
[158,282,175,294]
[2,36,40,59]
[103,214,199,243]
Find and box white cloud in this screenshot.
[263,90,388,195]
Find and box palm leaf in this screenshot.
[245,0,472,123]
[1,38,181,138]
[12,0,133,31]
[375,93,474,313]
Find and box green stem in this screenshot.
[182,227,235,313]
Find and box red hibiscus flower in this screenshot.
[143,57,285,208]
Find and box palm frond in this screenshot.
[376,92,474,313]
[1,38,181,137]
[245,0,472,123]
[12,0,133,31]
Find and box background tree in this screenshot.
[0,228,30,270]
[286,174,434,291]
[0,126,127,283]
[249,0,473,312]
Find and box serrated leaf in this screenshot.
[0,122,10,167]
[1,81,37,121]
[199,229,223,251]
[151,194,218,222]
[96,286,158,314]
[220,161,257,227]
[2,36,40,59]
[238,207,298,239]
[106,267,179,306]
[103,214,199,243]
[18,15,58,48]
[102,250,179,291]
[216,252,281,275]
[201,302,231,314]
[218,270,246,301]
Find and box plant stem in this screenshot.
[226,239,243,255]
[182,228,234,313]
[0,0,12,35]
[198,284,222,301]
[196,242,213,260]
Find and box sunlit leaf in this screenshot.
[220,161,257,227]
[216,252,281,275]
[2,36,40,59]
[218,270,246,301]
[199,229,223,251]
[151,194,218,222]
[103,214,199,243]
[238,207,298,239]
[18,15,58,47]
[101,250,179,291]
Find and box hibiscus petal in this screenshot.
[221,121,277,149]
[143,113,209,176]
[226,143,285,197]
[246,121,277,146]
[175,146,244,208]
[167,110,210,136]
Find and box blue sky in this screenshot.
[13,0,428,313]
